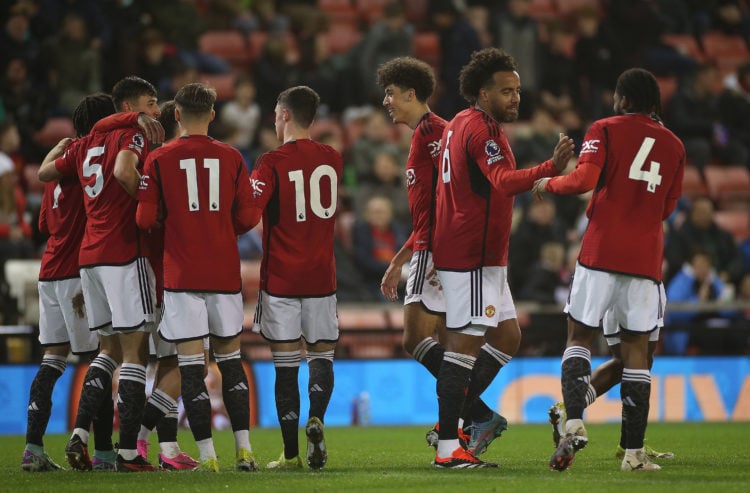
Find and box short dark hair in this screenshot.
[459,48,518,104]
[376,57,435,103]
[158,100,178,140]
[175,83,216,118]
[72,93,116,137]
[615,68,661,116]
[277,85,320,128]
[111,76,157,111]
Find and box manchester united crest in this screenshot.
[485,305,495,317]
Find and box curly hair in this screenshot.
[615,68,661,116]
[376,57,436,103]
[71,92,116,137]
[459,48,518,104]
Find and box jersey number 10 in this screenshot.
[288,165,338,222]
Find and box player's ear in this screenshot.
[209,109,216,122]
[174,106,182,122]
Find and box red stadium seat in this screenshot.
[23,163,44,195]
[681,165,708,202]
[661,34,704,60]
[702,31,750,59]
[325,26,363,54]
[319,0,359,25]
[656,76,678,108]
[413,32,440,67]
[33,117,74,148]
[528,0,558,20]
[404,0,428,25]
[356,0,388,24]
[198,30,251,66]
[199,73,235,102]
[705,165,750,209]
[713,209,749,242]
[555,0,601,16]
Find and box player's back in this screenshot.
[580,113,685,280]
[149,135,247,292]
[255,139,342,296]
[38,173,86,280]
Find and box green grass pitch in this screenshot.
[3,422,749,492]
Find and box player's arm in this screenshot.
[234,159,265,234]
[136,158,160,229]
[38,137,73,182]
[113,149,142,197]
[380,234,414,301]
[92,112,165,144]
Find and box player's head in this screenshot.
[157,100,179,141]
[112,75,159,118]
[275,85,320,139]
[377,57,435,124]
[174,83,217,126]
[459,47,520,123]
[613,68,661,117]
[71,92,116,137]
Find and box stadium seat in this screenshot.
[527,0,558,20]
[199,73,235,101]
[413,32,440,67]
[681,165,708,202]
[356,0,389,24]
[33,117,74,148]
[705,165,750,209]
[325,26,363,54]
[319,0,359,25]
[555,0,601,16]
[403,0,428,24]
[713,208,749,242]
[23,163,44,195]
[198,30,251,66]
[702,31,749,59]
[656,76,678,108]
[661,34,704,60]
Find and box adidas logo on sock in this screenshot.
[28,402,39,411]
[192,392,209,402]
[310,384,323,392]
[86,378,104,389]
[228,383,248,392]
[281,411,299,421]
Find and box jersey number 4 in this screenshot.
[628,137,662,193]
[288,165,337,222]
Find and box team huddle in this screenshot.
[21,47,684,474]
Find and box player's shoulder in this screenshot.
[416,111,447,137]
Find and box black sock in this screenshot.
[156,405,179,444]
[274,362,300,459]
[26,355,66,446]
[117,364,147,450]
[307,351,334,421]
[560,346,591,421]
[179,356,212,442]
[437,352,475,441]
[412,338,444,378]
[216,354,250,434]
[142,388,174,432]
[92,378,114,451]
[463,344,510,423]
[621,369,651,449]
[74,354,116,431]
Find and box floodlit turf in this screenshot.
[4,422,750,492]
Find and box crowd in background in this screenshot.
[1,0,750,355]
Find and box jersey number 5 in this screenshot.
[82,146,105,198]
[628,137,662,193]
[288,165,337,222]
[180,158,220,211]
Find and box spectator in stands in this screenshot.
[519,241,568,304]
[694,0,750,48]
[135,28,180,97]
[663,247,734,355]
[220,76,261,156]
[573,6,623,119]
[0,4,44,85]
[0,56,49,162]
[431,0,482,119]
[42,12,102,115]
[666,63,746,172]
[298,31,341,115]
[253,33,300,119]
[348,110,401,186]
[538,22,580,118]
[489,0,542,119]
[0,122,33,322]
[354,150,410,227]
[358,2,415,105]
[718,62,750,168]
[513,107,564,168]
[665,196,743,283]
[352,195,409,300]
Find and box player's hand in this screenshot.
[380,263,401,301]
[532,178,550,201]
[552,133,575,172]
[55,137,73,151]
[137,113,165,145]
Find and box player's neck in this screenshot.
[284,127,311,143]
[406,104,431,130]
[181,123,210,137]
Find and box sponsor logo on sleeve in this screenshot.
[581,139,600,154]
[406,168,416,187]
[427,140,441,159]
[250,178,265,198]
[485,139,504,165]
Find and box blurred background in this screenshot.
[1,0,749,431]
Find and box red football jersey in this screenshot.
[434,107,559,270]
[139,135,253,292]
[38,176,86,280]
[551,113,685,281]
[250,139,342,296]
[407,112,446,251]
[55,128,149,267]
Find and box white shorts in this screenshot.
[38,278,98,354]
[437,266,517,335]
[80,258,156,335]
[565,263,663,338]
[404,250,445,313]
[159,291,243,342]
[147,305,177,358]
[252,291,339,344]
[602,283,665,346]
